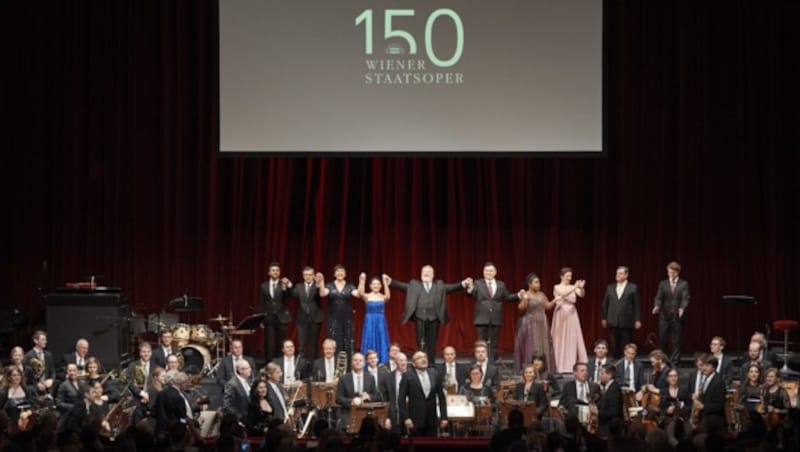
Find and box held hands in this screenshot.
[601,319,607,328]
[382,274,391,285]
[635,321,642,330]
[280,277,291,288]
[315,273,325,286]
[678,308,684,318]
[652,306,660,315]
[404,419,414,430]
[359,272,367,281]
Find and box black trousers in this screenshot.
[609,327,633,359]
[297,321,322,361]
[415,318,440,365]
[658,314,683,365]
[477,324,501,361]
[263,321,288,362]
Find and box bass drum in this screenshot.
[179,344,211,374]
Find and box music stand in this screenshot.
[722,295,757,353]
[228,313,267,335]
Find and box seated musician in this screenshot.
[639,349,670,400]
[530,352,560,397]
[336,353,380,427]
[597,364,623,435]
[659,368,689,418]
[83,358,120,404]
[245,379,273,435]
[89,382,111,418]
[436,346,466,393]
[587,339,611,384]
[692,355,726,428]
[165,354,181,372]
[559,363,599,423]
[0,367,36,424]
[759,367,790,449]
[272,339,308,383]
[739,341,772,383]
[709,336,735,386]
[311,338,339,383]
[151,329,174,368]
[513,363,548,418]
[615,343,645,396]
[459,364,497,404]
[738,364,765,437]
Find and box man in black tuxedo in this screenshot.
[151,330,175,369]
[380,352,409,433]
[601,266,641,358]
[466,262,519,361]
[222,358,253,420]
[58,338,90,380]
[614,343,645,393]
[693,355,727,428]
[259,262,292,361]
[365,349,388,393]
[57,383,93,437]
[336,353,380,427]
[272,340,309,383]
[217,339,257,388]
[311,338,339,382]
[587,339,611,383]
[709,336,735,386]
[289,266,325,360]
[24,330,56,395]
[384,266,469,363]
[597,364,623,435]
[155,371,195,433]
[472,341,500,390]
[436,346,467,393]
[264,362,291,422]
[559,362,600,421]
[652,261,690,364]
[399,351,448,437]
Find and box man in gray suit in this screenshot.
[652,261,690,365]
[384,266,469,365]
[601,266,641,358]
[466,262,519,361]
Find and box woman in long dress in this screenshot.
[551,267,588,373]
[514,273,556,372]
[357,273,391,364]
[318,265,359,358]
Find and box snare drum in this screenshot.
[172,323,191,347]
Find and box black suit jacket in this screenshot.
[216,355,257,387]
[265,381,289,422]
[399,368,447,429]
[700,373,727,418]
[587,357,612,383]
[336,371,380,408]
[559,380,600,419]
[260,279,291,324]
[737,358,772,384]
[311,357,339,382]
[513,382,548,417]
[151,345,176,369]
[717,354,735,385]
[155,385,189,432]
[380,369,406,428]
[435,362,468,390]
[615,359,645,392]
[59,352,88,376]
[57,401,91,435]
[222,376,251,420]
[290,281,324,324]
[653,278,690,318]
[390,279,464,324]
[601,281,640,328]
[126,360,155,396]
[472,361,501,390]
[272,356,309,383]
[56,380,82,414]
[597,380,623,427]
[467,279,519,325]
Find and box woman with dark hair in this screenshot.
[550,267,588,373]
[357,273,391,365]
[514,273,556,372]
[245,379,273,435]
[318,265,359,358]
[0,367,35,425]
[530,353,560,397]
[459,365,497,403]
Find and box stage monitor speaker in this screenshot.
[46,292,130,369]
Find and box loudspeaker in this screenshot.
[46,292,130,369]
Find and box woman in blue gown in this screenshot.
[357,273,391,364]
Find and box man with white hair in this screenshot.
[155,370,195,433]
[60,338,90,377]
[223,358,253,420]
[381,351,409,433]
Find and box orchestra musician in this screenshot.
[245,379,273,435]
[739,341,772,383]
[639,349,670,400]
[364,349,387,394]
[472,341,500,390]
[559,363,600,421]
[436,346,466,394]
[597,364,623,435]
[55,363,82,415]
[399,351,448,437]
[615,343,644,395]
[23,330,56,396]
[513,363,548,418]
[738,364,766,438]
[0,367,35,424]
[587,339,611,384]
[222,358,253,421]
[216,339,256,388]
[659,368,690,420]
[379,352,408,433]
[311,338,339,383]
[151,330,175,369]
[336,352,380,427]
[127,342,155,403]
[264,362,292,423]
[530,352,560,397]
[272,340,308,383]
[458,364,497,404]
[154,371,197,434]
[758,367,790,449]
[692,355,727,428]
[58,338,90,379]
[709,336,735,386]
[133,366,166,425]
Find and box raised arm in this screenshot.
[382,274,391,301]
[316,273,330,297]
[356,273,367,301]
[575,280,586,297]
[385,274,409,292]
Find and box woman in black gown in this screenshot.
[318,265,358,359]
[245,380,273,435]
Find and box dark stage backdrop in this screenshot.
[3,1,799,358]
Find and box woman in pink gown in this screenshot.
[550,267,588,373]
[514,273,557,372]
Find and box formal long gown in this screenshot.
[326,282,356,357]
[551,291,588,373]
[514,293,555,372]
[360,300,390,364]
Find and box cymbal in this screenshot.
[208,315,228,322]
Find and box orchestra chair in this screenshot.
[773,320,799,377]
